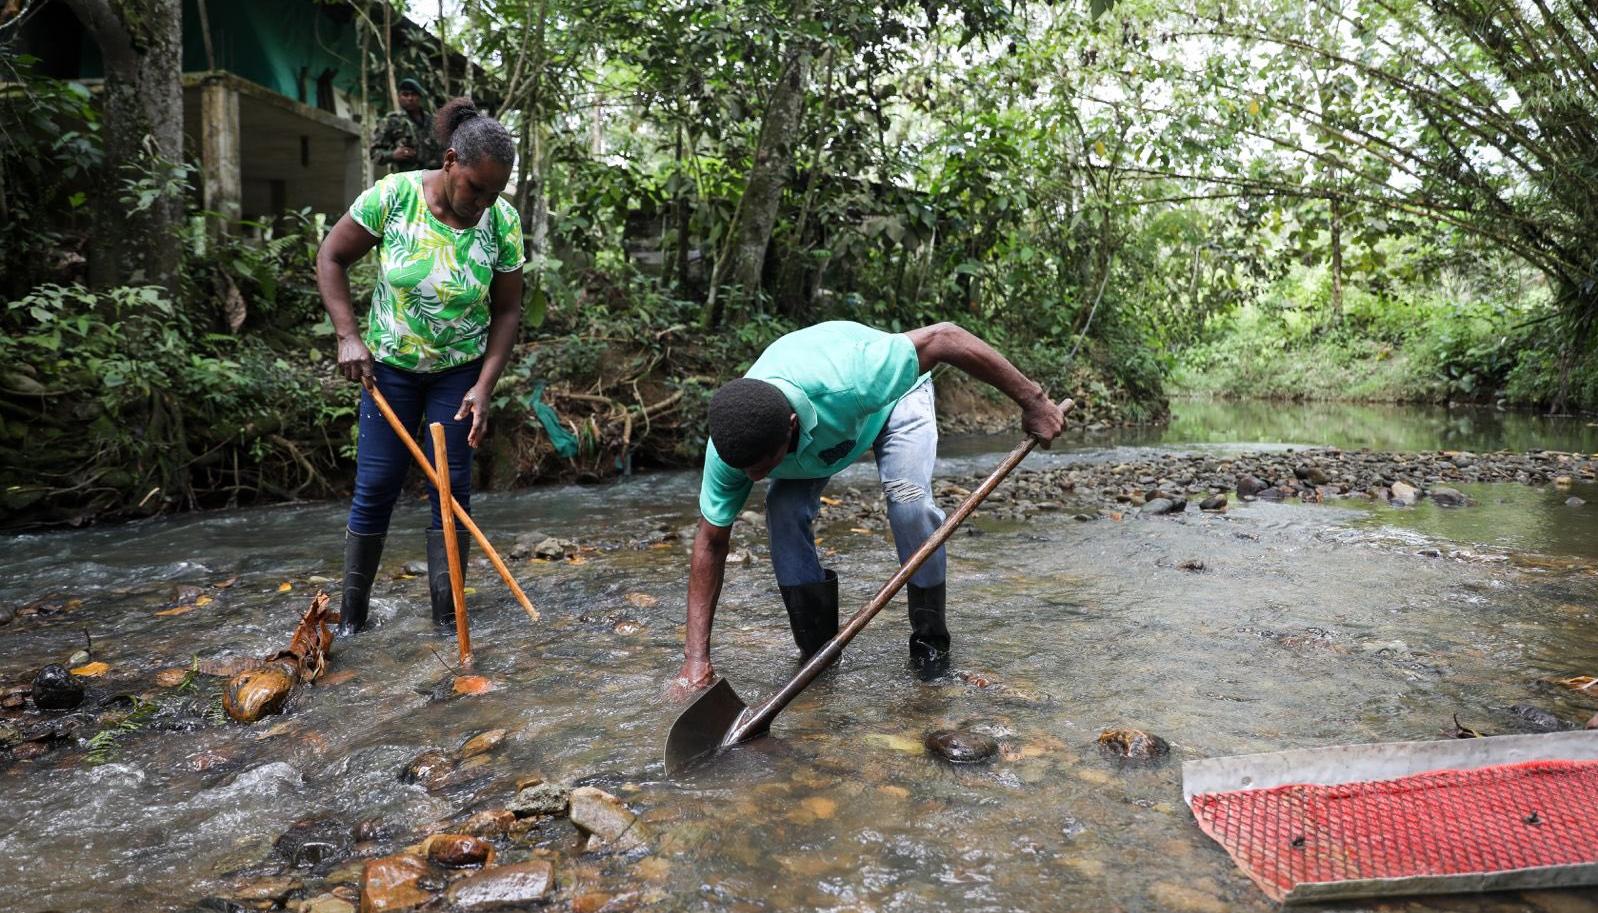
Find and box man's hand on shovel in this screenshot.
[1021,390,1067,448]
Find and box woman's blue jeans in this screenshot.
[765,380,946,589]
[347,360,480,535]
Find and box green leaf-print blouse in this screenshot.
[349,172,525,372]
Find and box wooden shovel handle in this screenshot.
[362,377,540,622]
[725,397,1076,745]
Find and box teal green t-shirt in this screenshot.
[698,321,926,527]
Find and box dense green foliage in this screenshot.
[4,0,1598,526]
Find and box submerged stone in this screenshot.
[426,833,494,868]
[30,664,84,711]
[458,728,507,758]
[569,786,647,851]
[1429,486,1469,507]
[445,860,555,910]
[222,664,295,723]
[1097,727,1170,761]
[924,728,999,764]
[359,854,435,913]
[1199,494,1227,511]
[399,749,455,790]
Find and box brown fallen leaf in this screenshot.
[194,594,214,607]
[215,577,239,589]
[155,605,195,617]
[1551,675,1598,693]
[819,496,842,506]
[155,668,190,687]
[70,661,110,677]
[625,592,658,609]
[566,555,588,566]
[276,582,293,593]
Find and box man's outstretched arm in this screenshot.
[905,322,1066,445]
[675,518,733,691]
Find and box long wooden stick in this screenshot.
[431,423,473,665]
[361,377,540,622]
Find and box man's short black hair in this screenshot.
[398,77,425,95]
[708,378,793,468]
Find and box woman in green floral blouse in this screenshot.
[316,97,523,638]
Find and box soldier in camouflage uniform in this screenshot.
[370,77,442,171]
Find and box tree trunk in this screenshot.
[438,0,450,97]
[1329,194,1343,323]
[63,0,184,295]
[704,0,813,326]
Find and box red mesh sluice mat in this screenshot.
[1189,758,1598,902]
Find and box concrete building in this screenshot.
[16,0,475,228]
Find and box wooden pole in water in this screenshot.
[361,378,540,622]
[431,423,472,666]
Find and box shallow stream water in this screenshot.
[4,400,1597,912]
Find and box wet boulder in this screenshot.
[222,664,295,723]
[359,854,436,913]
[30,664,84,711]
[1199,494,1227,511]
[1097,728,1170,761]
[1294,464,1330,485]
[1429,486,1469,507]
[445,860,555,911]
[508,780,570,818]
[569,786,648,851]
[1255,487,1285,501]
[1390,481,1419,506]
[924,728,999,764]
[1235,475,1267,498]
[1508,705,1569,733]
[1568,496,1587,507]
[425,833,494,868]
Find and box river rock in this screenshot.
[1294,464,1330,485]
[569,786,648,851]
[301,894,355,913]
[445,860,555,910]
[1236,475,1267,497]
[1390,481,1419,506]
[1142,497,1185,516]
[924,728,999,764]
[1097,728,1170,761]
[457,808,516,838]
[222,664,296,723]
[275,817,353,870]
[1567,496,1586,507]
[458,728,507,758]
[1429,486,1469,507]
[509,780,570,818]
[30,664,84,710]
[402,560,427,576]
[359,854,435,913]
[399,749,455,790]
[1509,704,1569,733]
[426,834,494,868]
[1199,494,1226,511]
[1255,487,1284,501]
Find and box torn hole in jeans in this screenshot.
[882,478,926,504]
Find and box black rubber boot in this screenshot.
[780,569,839,660]
[907,582,950,681]
[336,529,386,638]
[426,528,470,630]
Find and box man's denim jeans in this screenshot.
[766,380,945,589]
[347,359,479,535]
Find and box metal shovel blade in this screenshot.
[664,677,750,775]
